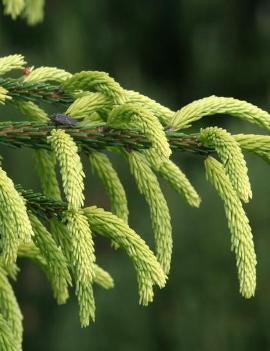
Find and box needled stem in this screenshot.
[0,121,213,154]
[0,78,73,104]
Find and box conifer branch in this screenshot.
[1,52,270,349]
[1,121,269,159]
[0,121,212,154]
[204,156,257,298]
[0,78,74,105]
[16,186,67,219]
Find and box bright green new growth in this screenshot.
[205,156,256,298]
[0,267,22,351]
[170,95,270,131]
[18,242,47,266]
[0,87,10,105]
[64,71,126,105]
[21,0,44,25]
[65,211,96,326]
[93,265,114,290]
[47,219,113,291]
[66,92,110,124]
[2,0,44,24]
[89,151,129,222]
[2,0,24,18]
[23,66,71,83]
[0,313,18,351]
[66,75,174,125]
[125,89,174,125]
[108,103,171,169]
[15,100,49,122]
[29,213,71,304]
[0,54,26,75]
[84,206,167,305]
[0,167,33,264]
[33,150,62,200]
[234,134,270,163]
[127,151,172,274]
[48,129,85,209]
[156,159,201,208]
[200,127,252,203]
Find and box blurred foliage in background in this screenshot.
[1,0,270,350]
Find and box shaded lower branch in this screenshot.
[16,186,67,219]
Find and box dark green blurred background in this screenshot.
[1,0,270,350]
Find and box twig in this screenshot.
[0,78,73,105]
[0,121,213,154]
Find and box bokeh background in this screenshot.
[1,0,270,350]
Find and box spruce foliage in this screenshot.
[0,51,269,349]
